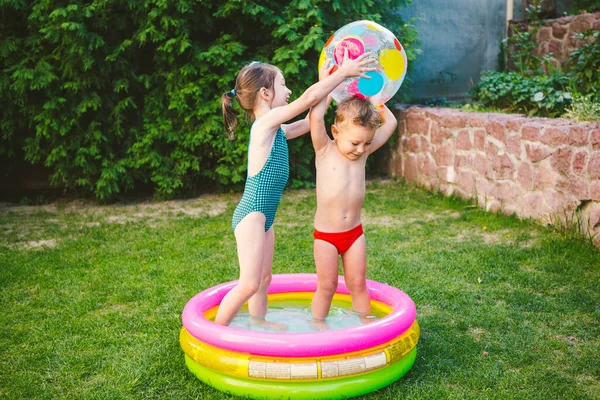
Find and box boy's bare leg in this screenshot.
[342,235,372,320]
[311,240,340,320]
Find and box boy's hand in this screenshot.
[374,103,388,122]
[337,48,376,79]
[368,95,382,108]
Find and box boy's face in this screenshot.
[331,122,376,160]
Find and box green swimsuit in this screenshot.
[232,127,289,232]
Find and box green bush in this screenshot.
[473,25,598,119]
[503,3,545,75]
[1,0,417,200]
[470,71,572,117]
[473,2,600,119]
[504,25,541,75]
[567,29,600,103]
[570,0,600,13]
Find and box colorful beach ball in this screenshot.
[319,20,408,106]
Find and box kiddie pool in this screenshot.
[180,274,419,399]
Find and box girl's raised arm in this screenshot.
[281,113,310,140]
[256,50,375,133]
[282,59,335,140]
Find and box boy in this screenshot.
[309,93,397,322]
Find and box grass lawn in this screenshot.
[1,180,599,399]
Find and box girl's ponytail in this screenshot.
[222,90,239,139]
[222,62,278,139]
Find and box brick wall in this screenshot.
[508,12,600,70]
[390,106,600,246]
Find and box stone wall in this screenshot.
[390,106,600,246]
[508,12,600,70]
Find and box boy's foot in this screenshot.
[310,318,329,332]
[357,312,377,324]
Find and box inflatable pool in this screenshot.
[180,274,419,399]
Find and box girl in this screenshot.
[216,51,374,326]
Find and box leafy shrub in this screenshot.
[504,25,541,75]
[570,0,600,13]
[504,3,546,75]
[470,71,572,117]
[567,29,600,103]
[1,1,417,200]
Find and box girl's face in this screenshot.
[270,71,292,108]
[331,122,376,160]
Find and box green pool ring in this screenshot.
[184,347,417,399]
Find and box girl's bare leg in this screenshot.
[248,226,274,317]
[247,227,287,331]
[214,212,266,326]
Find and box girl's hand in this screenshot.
[319,58,334,81]
[337,48,376,79]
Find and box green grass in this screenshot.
[1,180,599,399]
[563,94,600,122]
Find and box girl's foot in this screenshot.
[250,316,288,332]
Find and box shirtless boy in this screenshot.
[308,88,397,322]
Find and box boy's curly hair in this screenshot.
[334,97,380,130]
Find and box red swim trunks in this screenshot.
[313,224,364,255]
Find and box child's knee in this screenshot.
[345,277,367,294]
[260,273,272,288]
[237,279,261,298]
[319,279,338,295]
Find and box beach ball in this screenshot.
[319,20,408,106]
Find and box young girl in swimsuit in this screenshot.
[309,63,398,324]
[216,51,375,326]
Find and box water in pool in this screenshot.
[228,298,387,333]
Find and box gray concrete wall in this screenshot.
[399,0,574,101]
[400,0,508,100]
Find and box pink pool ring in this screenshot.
[181,273,416,358]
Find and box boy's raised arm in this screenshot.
[309,58,336,152]
[309,95,332,152]
[368,104,398,154]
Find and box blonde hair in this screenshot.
[334,97,380,131]
[221,62,280,139]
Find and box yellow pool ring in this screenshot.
[180,320,419,382]
[184,348,417,399]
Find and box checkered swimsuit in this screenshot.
[232,127,289,232]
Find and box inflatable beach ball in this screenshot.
[319,20,408,106]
